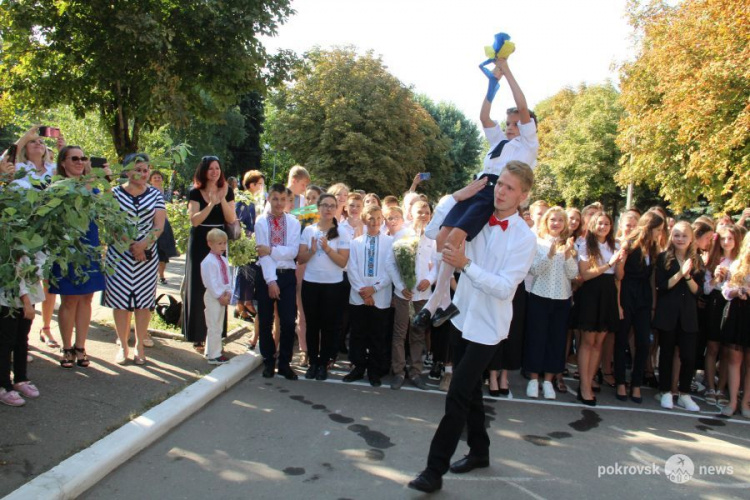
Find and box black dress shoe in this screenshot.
[315,365,328,381]
[369,377,382,387]
[305,365,317,380]
[431,303,459,327]
[278,367,298,380]
[408,471,442,493]
[450,455,490,474]
[411,309,432,331]
[262,366,275,378]
[343,369,365,383]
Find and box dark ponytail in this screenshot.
[328,216,339,240]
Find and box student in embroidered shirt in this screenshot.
[200,229,233,365]
[413,57,538,332]
[255,184,301,379]
[343,205,398,387]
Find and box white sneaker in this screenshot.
[677,394,700,412]
[660,392,674,409]
[115,348,127,365]
[542,381,556,400]
[526,379,539,398]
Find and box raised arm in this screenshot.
[495,59,530,124]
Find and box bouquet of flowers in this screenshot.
[228,231,257,269]
[392,235,419,291]
[291,204,319,231]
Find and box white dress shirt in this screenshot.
[339,218,363,242]
[391,232,439,301]
[579,240,620,274]
[347,232,398,309]
[388,226,415,241]
[255,212,301,284]
[0,252,46,307]
[426,196,536,345]
[481,120,539,176]
[200,253,233,299]
[529,236,579,300]
[11,161,56,190]
[704,257,733,295]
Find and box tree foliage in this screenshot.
[0,0,293,158]
[269,48,453,197]
[617,0,750,213]
[414,95,483,192]
[535,83,624,210]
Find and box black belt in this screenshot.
[276,268,295,274]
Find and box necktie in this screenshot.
[489,215,508,231]
[488,139,509,159]
[215,254,229,285]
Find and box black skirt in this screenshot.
[442,174,498,242]
[705,289,727,343]
[488,282,527,371]
[575,273,619,333]
[721,298,750,350]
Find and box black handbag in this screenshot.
[155,294,182,327]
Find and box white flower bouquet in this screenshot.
[392,235,419,291]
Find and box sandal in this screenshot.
[60,348,75,369]
[39,327,59,348]
[602,372,616,388]
[74,347,90,368]
[556,377,568,394]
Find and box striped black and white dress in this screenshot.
[103,185,166,310]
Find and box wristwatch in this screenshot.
[462,259,472,273]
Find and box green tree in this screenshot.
[414,95,483,192]
[535,83,624,211]
[617,0,750,213]
[0,0,293,158]
[269,48,452,197]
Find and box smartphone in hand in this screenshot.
[38,126,61,138]
[90,157,107,168]
[419,172,431,181]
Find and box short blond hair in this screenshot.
[207,228,228,243]
[502,160,534,193]
[288,165,310,182]
[361,204,382,221]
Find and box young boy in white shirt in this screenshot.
[344,205,399,387]
[200,229,233,365]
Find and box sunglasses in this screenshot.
[202,155,220,163]
[68,156,89,162]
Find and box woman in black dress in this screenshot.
[182,156,236,349]
[614,211,663,403]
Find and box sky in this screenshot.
[261,0,636,125]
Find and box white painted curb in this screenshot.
[3,352,264,500]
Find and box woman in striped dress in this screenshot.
[103,154,166,365]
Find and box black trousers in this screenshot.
[301,281,342,366]
[426,323,499,476]
[348,304,389,378]
[0,307,32,391]
[256,270,297,370]
[658,325,697,393]
[615,305,652,387]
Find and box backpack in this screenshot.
[155,294,182,327]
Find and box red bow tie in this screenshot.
[489,215,508,231]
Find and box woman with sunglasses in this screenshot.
[182,156,236,352]
[50,146,111,368]
[103,154,166,365]
[296,194,350,380]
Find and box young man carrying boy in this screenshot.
[200,229,233,365]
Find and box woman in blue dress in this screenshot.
[49,146,109,369]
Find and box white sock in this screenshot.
[445,365,453,374]
[423,261,455,315]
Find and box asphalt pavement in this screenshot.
[84,363,750,500]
